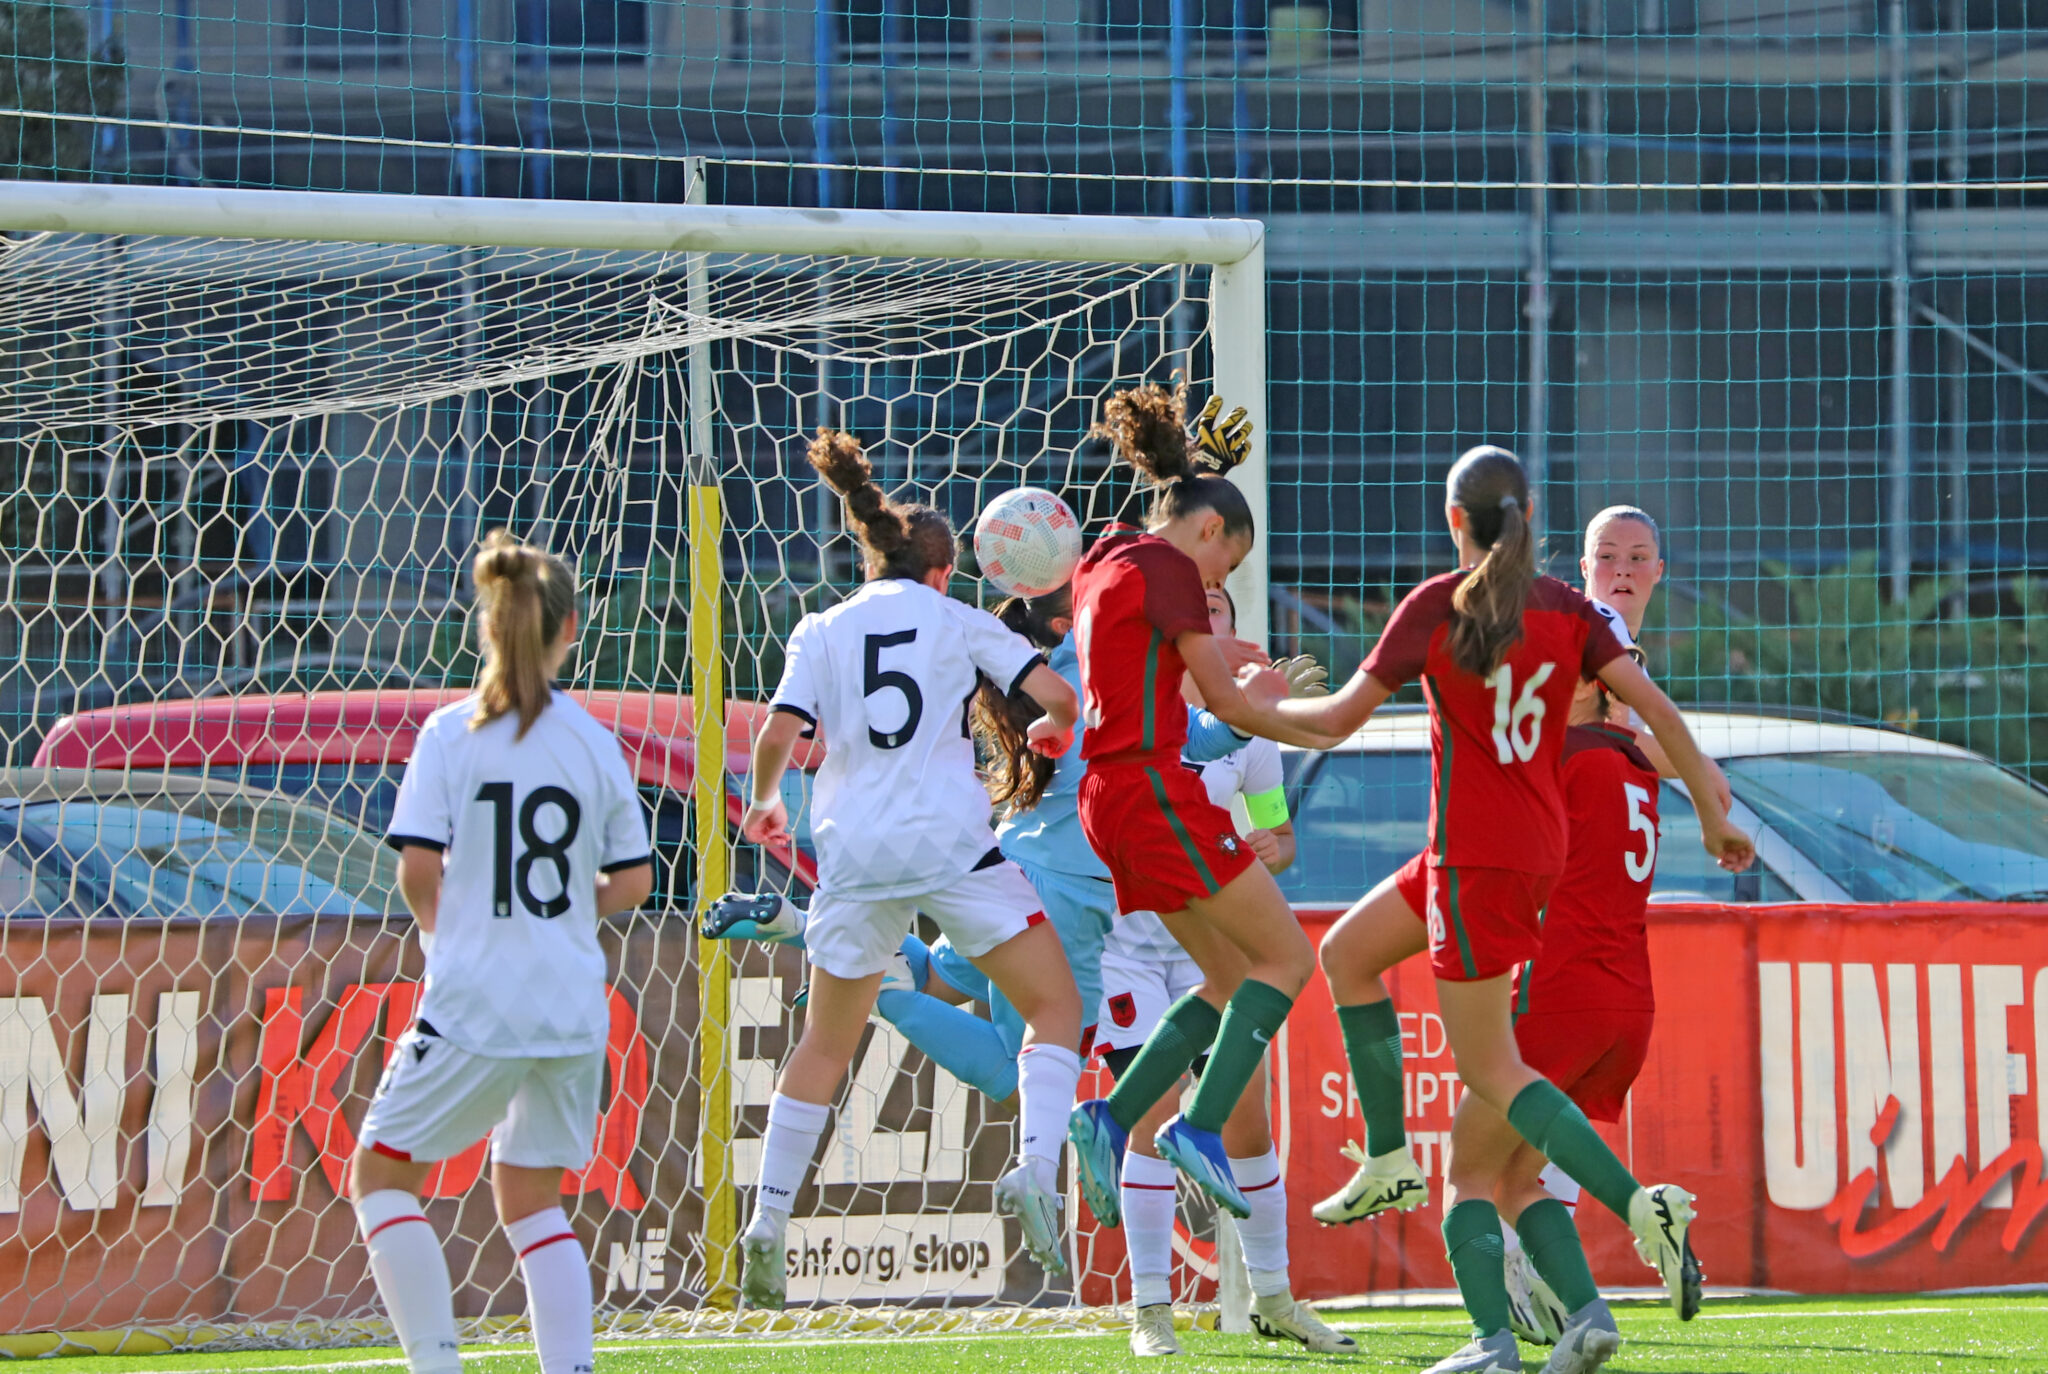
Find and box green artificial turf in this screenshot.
[22,1295,2048,1374]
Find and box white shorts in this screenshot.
[1093,941,1205,1056]
[807,861,1045,980]
[357,1022,603,1169]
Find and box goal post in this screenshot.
[0,179,1268,1345]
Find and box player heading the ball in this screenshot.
[735,429,1086,1309]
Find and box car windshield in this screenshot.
[1651,783,1797,903]
[1725,751,2048,902]
[176,762,405,835]
[11,790,402,918]
[1278,750,1433,905]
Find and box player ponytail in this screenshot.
[972,585,1071,814]
[1445,445,1537,678]
[1093,381,1254,543]
[806,429,956,580]
[471,529,577,740]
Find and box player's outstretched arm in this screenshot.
[1017,662,1079,756]
[742,709,805,844]
[1598,654,1753,872]
[1180,631,1376,748]
[597,861,655,918]
[396,844,443,933]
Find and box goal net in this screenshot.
[0,180,1265,1350]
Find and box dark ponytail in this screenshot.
[806,429,956,580]
[972,586,1071,815]
[472,529,577,739]
[1444,445,1537,678]
[1092,381,1255,542]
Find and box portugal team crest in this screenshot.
[1218,834,1241,856]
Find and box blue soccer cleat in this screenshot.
[701,892,806,945]
[1155,1114,1249,1219]
[1068,1099,1130,1228]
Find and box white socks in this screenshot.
[1016,1044,1083,1187]
[1228,1150,1291,1298]
[354,1190,461,1374]
[505,1208,593,1374]
[1540,1163,1582,1211]
[754,1094,831,1224]
[1121,1150,1179,1310]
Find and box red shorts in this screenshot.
[1080,761,1258,916]
[1425,865,1553,983]
[1515,1006,1655,1122]
[1392,849,1428,916]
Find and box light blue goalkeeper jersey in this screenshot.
[996,632,1249,880]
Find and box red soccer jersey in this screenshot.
[1072,528,1212,765]
[1362,572,1627,873]
[1520,724,1660,1012]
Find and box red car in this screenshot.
[34,690,822,904]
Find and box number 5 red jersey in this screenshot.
[1519,724,1662,1013]
[1362,571,1628,874]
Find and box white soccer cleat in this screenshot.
[1312,1141,1429,1225]
[994,1161,1068,1276]
[1424,1331,1522,1373]
[1539,1298,1622,1374]
[1506,1244,1568,1345]
[1130,1303,1183,1357]
[1251,1293,1357,1354]
[738,1210,788,1311]
[1626,1184,1697,1317]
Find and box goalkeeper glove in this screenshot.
[1273,654,1330,698]
[1192,394,1254,470]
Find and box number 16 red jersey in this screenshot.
[1361,572,1627,875]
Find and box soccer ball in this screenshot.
[973,487,1082,598]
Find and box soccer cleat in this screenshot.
[1130,1303,1183,1357]
[702,891,806,945]
[1311,1140,1430,1225]
[1505,1244,1568,1346]
[1539,1299,1621,1374]
[1068,1099,1130,1227]
[1250,1293,1357,1354]
[994,1162,1068,1276]
[1423,1330,1523,1374]
[1678,1232,1705,1321]
[737,1210,788,1311]
[1626,1184,1697,1317]
[1153,1115,1248,1220]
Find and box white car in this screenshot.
[1277,706,2048,906]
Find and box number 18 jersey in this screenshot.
[769,578,1044,900]
[385,692,652,1058]
[1362,572,1627,874]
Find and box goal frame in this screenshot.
[0,175,1267,1314]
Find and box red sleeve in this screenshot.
[1361,577,1453,689]
[1577,592,1629,681]
[1134,543,1211,640]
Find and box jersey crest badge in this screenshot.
[1108,992,1136,1028]
[1217,834,1241,856]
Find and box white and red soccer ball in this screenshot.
[973,487,1082,599]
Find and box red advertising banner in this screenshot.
[1078,902,2048,1304]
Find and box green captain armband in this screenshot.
[1244,786,1289,830]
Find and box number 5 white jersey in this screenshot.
[769,577,1044,900]
[385,692,652,1058]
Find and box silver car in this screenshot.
[1277,707,2048,906]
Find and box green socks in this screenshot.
[1516,1198,1601,1312]
[1507,1079,1641,1220]
[1443,1200,1512,1337]
[1336,999,1408,1156]
[1106,992,1223,1132]
[1184,980,1295,1132]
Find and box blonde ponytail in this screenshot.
[471,530,577,739]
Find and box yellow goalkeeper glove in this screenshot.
[1273,654,1330,698]
[1192,394,1254,470]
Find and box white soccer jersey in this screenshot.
[1591,597,1649,731]
[385,692,652,1058]
[1108,736,1286,961]
[768,577,1044,899]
